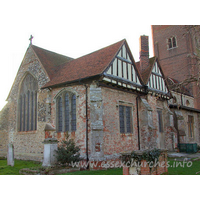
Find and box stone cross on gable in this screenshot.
[29,35,33,45]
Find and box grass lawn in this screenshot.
[167,159,200,175]
[0,159,42,175]
[62,167,123,175]
[0,158,200,175]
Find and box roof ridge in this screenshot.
[31,45,74,80]
[54,39,126,73]
[75,39,126,60]
[31,45,74,60]
[42,39,126,88]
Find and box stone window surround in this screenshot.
[54,88,78,133]
[117,100,134,134]
[17,72,38,133]
[167,36,178,50]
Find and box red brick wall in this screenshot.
[140,151,168,175]
[152,25,190,82]
[101,87,139,155]
[50,85,89,158]
[151,25,200,109]
[123,150,168,175]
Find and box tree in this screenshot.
[55,134,82,166]
[169,25,200,94]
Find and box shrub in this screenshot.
[55,134,82,166]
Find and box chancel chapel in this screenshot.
[0,34,199,162]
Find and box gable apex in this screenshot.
[31,45,73,80]
[146,57,170,94]
[102,41,143,89]
[42,39,125,89]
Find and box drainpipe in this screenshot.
[136,95,141,150]
[85,84,89,168]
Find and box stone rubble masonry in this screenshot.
[171,108,200,144]
[0,44,178,163]
[49,85,88,159]
[139,94,177,151]
[3,45,50,161]
[0,104,9,157]
[169,91,200,146]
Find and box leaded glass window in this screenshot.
[119,105,132,133]
[18,73,38,131]
[58,97,63,132]
[71,94,76,131]
[65,93,70,131]
[56,91,77,132]
[157,110,163,133]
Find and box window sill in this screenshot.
[120,133,133,136]
[56,130,76,133]
[167,46,178,50]
[18,130,37,134]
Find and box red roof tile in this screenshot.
[137,57,157,85]
[42,39,125,88]
[31,45,73,79]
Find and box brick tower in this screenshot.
[151,25,200,109]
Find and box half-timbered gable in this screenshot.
[103,42,143,91]
[0,36,181,163]
[147,59,168,94]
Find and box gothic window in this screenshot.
[168,36,177,49]
[56,91,77,132]
[119,105,132,133]
[18,73,38,131]
[58,97,63,132]
[65,93,70,131]
[71,94,76,131]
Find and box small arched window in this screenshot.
[168,36,177,49]
[56,91,76,132]
[18,73,38,131]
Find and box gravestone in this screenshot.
[7,143,14,166]
[42,138,58,167]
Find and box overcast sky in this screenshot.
[0,0,197,111]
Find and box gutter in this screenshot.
[41,74,101,90]
[169,104,200,113]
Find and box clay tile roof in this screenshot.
[135,57,156,85]
[42,39,125,88]
[31,45,73,79]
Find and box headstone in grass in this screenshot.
[7,143,14,166]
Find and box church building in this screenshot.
[0,35,181,162]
